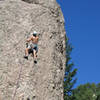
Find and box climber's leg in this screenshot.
[32,44,38,58]
[25,48,29,56]
[33,49,38,63]
[24,48,29,60]
[33,50,37,63]
[33,49,37,58]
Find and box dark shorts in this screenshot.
[28,44,38,53]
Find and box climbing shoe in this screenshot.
[34,60,37,64]
[24,56,28,60]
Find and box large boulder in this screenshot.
[0,0,66,100]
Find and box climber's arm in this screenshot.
[26,36,32,42]
[37,37,39,41]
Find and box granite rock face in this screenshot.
[0,0,66,100]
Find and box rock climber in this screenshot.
[24,31,39,63]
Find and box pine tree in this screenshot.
[64,37,77,100]
[72,83,100,100]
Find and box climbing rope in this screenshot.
[12,60,23,100]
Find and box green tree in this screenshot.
[96,95,100,100]
[64,37,77,100]
[96,83,100,98]
[72,83,100,100]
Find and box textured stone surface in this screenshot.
[0,0,66,100]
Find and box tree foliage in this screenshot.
[64,37,77,100]
[72,83,100,100]
[64,37,100,100]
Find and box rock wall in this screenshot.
[0,0,66,100]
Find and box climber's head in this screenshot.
[33,31,37,37]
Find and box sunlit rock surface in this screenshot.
[0,0,66,100]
